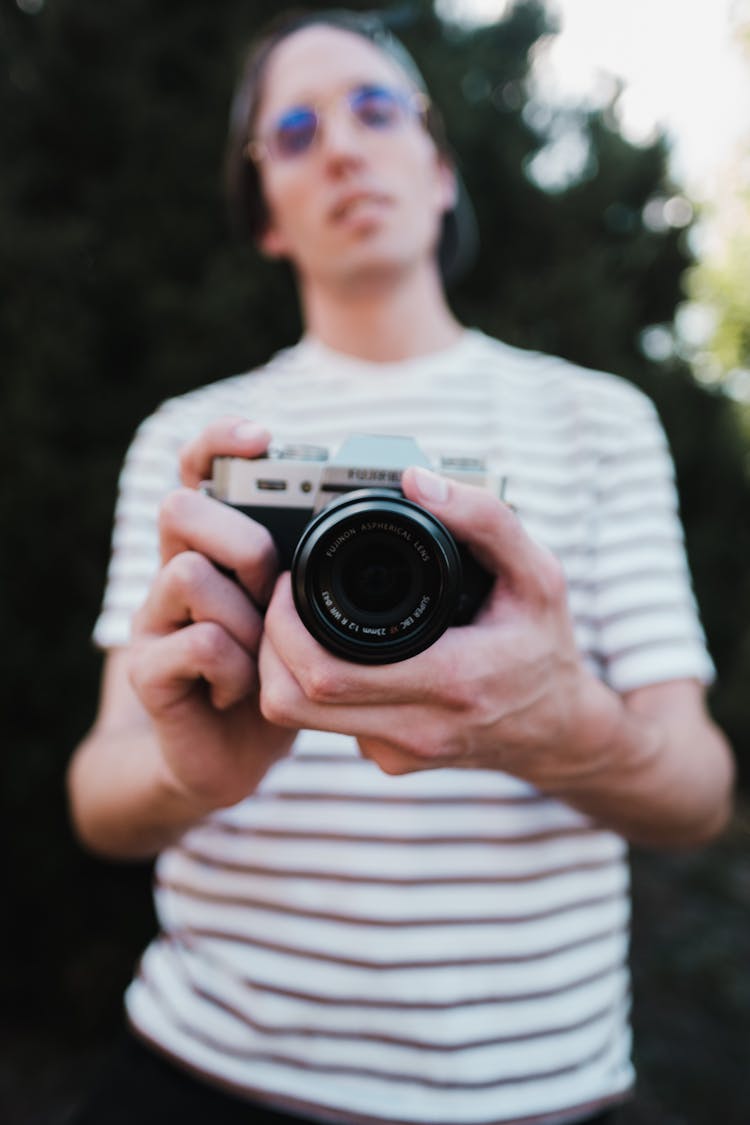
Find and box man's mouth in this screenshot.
[329,192,392,223]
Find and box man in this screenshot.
[67,10,734,1125]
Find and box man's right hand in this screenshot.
[68,419,297,859]
[127,418,297,811]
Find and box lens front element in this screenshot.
[292,490,463,664]
[338,538,414,616]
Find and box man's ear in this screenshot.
[436,155,458,217]
[257,220,289,260]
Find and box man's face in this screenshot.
[252,26,456,290]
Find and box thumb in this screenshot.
[402,465,541,592]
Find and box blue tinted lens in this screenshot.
[273,106,319,157]
[349,85,407,129]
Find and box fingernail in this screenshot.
[233,421,270,444]
[412,466,449,503]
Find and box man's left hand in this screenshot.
[259,465,618,786]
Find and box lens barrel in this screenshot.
[291,489,463,664]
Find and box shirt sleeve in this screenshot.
[589,391,715,693]
[92,407,185,650]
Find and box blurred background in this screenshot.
[1,0,749,1121]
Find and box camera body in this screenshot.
[207,434,498,664]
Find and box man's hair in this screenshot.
[223,8,476,283]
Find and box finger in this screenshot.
[130,621,257,714]
[159,488,278,606]
[259,611,460,754]
[263,574,475,708]
[258,627,369,733]
[133,550,264,656]
[179,417,272,489]
[357,738,430,776]
[401,465,561,601]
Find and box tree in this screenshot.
[688,175,750,395]
[687,6,750,395]
[680,4,750,754]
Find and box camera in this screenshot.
[206,434,497,664]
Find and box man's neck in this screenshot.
[300,262,464,364]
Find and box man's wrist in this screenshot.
[550,668,655,794]
[153,753,227,821]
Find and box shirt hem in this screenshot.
[126,1017,634,1125]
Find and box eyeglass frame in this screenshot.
[244,83,432,165]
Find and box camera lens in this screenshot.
[338,541,414,615]
[291,489,463,664]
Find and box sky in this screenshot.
[438,0,750,200]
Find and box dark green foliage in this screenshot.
[627,821,750,1124]
[1,0,748,1119]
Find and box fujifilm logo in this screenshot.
[347,468,402,483]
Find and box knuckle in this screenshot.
[387,730,437,762]
[259,678,295,726]
[168,550,212,596]
[177,441,197,484]
[441,675,474,713]
[411,716,461,760]
[405,739,438,762]
[301,664,345,704]
[188,621,229,667]
[126,641,164,710]
[158,487,194,533]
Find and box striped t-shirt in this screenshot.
[94,329,713,1125]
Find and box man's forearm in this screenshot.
[67,725,227,860]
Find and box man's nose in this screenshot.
[317,103,367,163]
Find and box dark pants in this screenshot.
[65,1031,619,1125]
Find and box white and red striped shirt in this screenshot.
[94,330,713,1125]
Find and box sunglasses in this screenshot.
[246,83,430,163]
